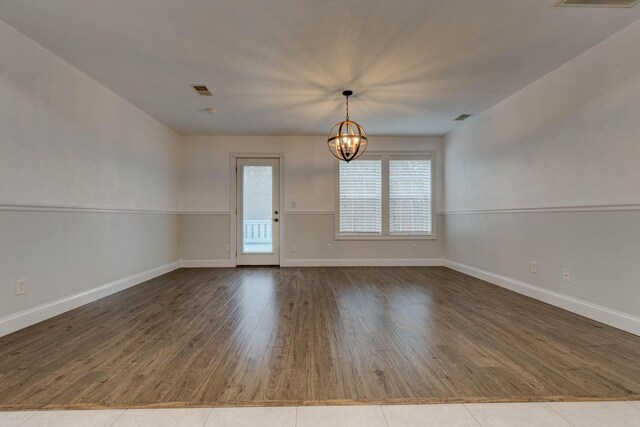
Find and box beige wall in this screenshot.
[4,11,639,339]
[443,19,640,334]
[0,23,181,211]
[179,214,229,261]
[0,20,181,335]
[0,15,444,336]
[179,135,445,265]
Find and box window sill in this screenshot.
[334,234,438,241]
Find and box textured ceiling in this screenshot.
[1,0,639,136]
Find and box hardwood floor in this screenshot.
[0,267,639,410]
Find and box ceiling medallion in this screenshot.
[327,90,368,162]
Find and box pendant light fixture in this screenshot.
[327,90,368,162]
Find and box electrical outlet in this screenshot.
[16,279,26,295]
[411,243,418,252]
[224,244,230,252]
[562,268,572,283]
[291,200,297,208]
[291,244,297,253]
[531,261,538,274]
[327,243,333,252]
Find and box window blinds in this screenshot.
[389,159,432,234]
[339,160,382,234]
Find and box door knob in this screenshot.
[273,218,279,222]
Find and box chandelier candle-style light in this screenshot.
[327,90,368,162]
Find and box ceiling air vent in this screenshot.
[555,0,639,7]
[455,114,472,121]
[191,84,212,96]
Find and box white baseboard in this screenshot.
[179,259,234,268]
[444,259,640,336]
[0,261,180,338]
[179,258,444,268]
[282,258,444,267]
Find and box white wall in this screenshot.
[180,135,444,265]
[444,19,640,335]
[0,14,443,336]
[6,8,638,339]
[0,19,181,336]
[0,23,180,211]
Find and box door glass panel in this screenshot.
[243,166,273,253]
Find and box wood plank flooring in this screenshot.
[0,267,639,410]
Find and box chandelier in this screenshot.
[327,90,368,162]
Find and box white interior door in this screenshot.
[236,158,280,265]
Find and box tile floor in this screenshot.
[0,401,639,427]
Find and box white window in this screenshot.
[338,159,382,234]
[389,159,432,234]
[336,153,435,240]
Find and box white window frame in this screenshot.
[334,151,437,241]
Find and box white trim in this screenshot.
[0,261,180,338]
[179,259,234,268]
[282,258,444,267]
[555,0,640,8]
[235,157,282,266]
[229,152,285,159]
[229,152,285,267]
[284,210,335,215]
[179,211,230,215]
[442,203,640,215]
[335,152,437,240]
[443,259,640,336]
[357,150,436,157]
[0,203,177,214]
[278,155,288,267]
[334,234,438,241]
[229,155,238,266]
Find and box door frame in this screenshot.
[229,152,285,267]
